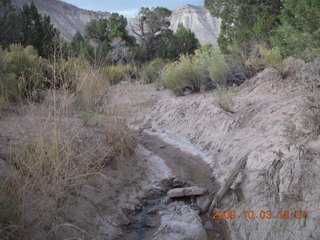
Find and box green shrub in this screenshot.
[142,58,167,84]
[162,55,205,96]
[215,86,237,113]
[259,46,285,76]
[194,44,228,87]
[272,0,320,61]
[101,64,135,85]
[0,44,44,102]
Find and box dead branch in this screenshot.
[209,153,249,214]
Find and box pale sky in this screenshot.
[63,0,204,18]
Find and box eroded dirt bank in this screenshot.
[110,58,320,240]
[0,90,221,239]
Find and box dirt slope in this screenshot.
[110,59,320,240]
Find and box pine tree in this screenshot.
[20,2,58,57]
[0,0,22,47]
[163,24,200,60]
[273,0,320,59]
[205,0,282,57]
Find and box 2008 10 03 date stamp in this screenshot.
[212,210,307,220]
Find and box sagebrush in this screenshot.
[162,55,205,96]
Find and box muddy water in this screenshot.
[140,133,215,188]
[124,132,227,240]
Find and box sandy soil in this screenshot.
[110,58,320,240]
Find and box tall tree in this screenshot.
[84,18,109,44]
[0,0,22,47]
[69,31,85,56]
[273,0,320,59]
[131,7,172,60]
[108,13,134,45]
[84,13,132,44]
[20,2,58,57]
[168,23,200,59]
[205,0,282,58]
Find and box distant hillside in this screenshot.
[12,0,110,40]
[11,1,220,46]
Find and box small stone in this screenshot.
[196,195,211,213]
[167,186,207,198]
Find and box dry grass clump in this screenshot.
[0,41,139,238]
[46,57,109,112]
[299,59,320,136]
[0,94,134,238]
[0,60,135,239]
[75,68,108,111]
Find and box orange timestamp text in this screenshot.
[212,210,307,220]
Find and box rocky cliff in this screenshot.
[12,0,110,41]
[170,5,221,47]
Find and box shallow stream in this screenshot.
[123,132,228,240]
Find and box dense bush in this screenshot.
[224,55,255,86]
[162,55,205,96]
[205,0,320,60]
[142,58,167,83]
[0,45,44,101]
[205,0,282,58]
[273,0,320,61]
[194,45,227,88]
[193,45,253,89]
[101,64,136,85]
[259,46,285,76]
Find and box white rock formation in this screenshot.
[128,5,221,47]
[169,5,221,47]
